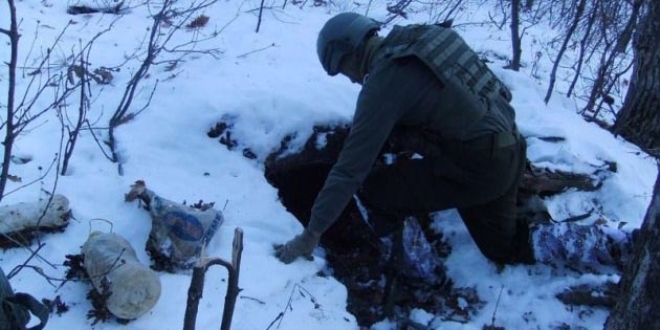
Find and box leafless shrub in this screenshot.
[479,0,640,122]
[84,0,226,175]
[0,0,78,202]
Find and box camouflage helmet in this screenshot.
[316,12,380,76]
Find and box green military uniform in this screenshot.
[308,24,532,264]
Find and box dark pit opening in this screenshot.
[262,126,484,326]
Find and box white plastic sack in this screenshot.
[82,232,161,320]
[125,180,224,271]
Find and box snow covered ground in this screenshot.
[0,0,656,329]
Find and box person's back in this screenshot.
[365,23,515,141]
[276,12,529,268]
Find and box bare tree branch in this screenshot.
[101,0,225,175]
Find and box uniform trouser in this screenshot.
[357,133,533,265]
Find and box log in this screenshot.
[67,1,124,15]
[555,281,618,308]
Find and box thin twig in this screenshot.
[6,242,58,281]
[240,296,266,304]
[84,120,114,162]
[256,0,267,32]
[490,285,505,326]
[265,283,321,330]
[237,43,276,59]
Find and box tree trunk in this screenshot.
[509,0,522,71]
[604,164,660,329]
[613,0,660,156]
[585,0,641,119]
[545,0,587,104]
[0,0,20,203]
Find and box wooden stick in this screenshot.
[183,228,244,330]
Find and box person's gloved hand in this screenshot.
[274,229,320,264]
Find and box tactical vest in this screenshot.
[376,24,513,128]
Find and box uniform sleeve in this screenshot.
[307,73,407,235]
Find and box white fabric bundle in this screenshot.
[82,232,161,319]
[0,194,70,236]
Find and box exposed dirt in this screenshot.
[209,120,617,328]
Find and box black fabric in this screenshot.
[358,131,532,265]
[0,268,49,330]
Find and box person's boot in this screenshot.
[530,222,634,273]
